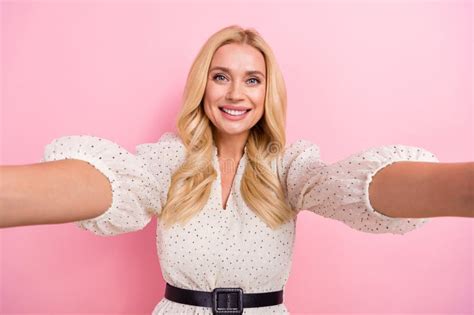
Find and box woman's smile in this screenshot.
[219,106,252,121]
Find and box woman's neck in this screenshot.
[214,131,248,161]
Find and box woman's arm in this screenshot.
[0,159,112,228]
[369,162,473,218]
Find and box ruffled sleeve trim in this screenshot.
[42,135,162,236]
[281,140,440,235]
[334,144,440,234]
[361,144,440,218]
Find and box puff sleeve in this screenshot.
[41,135,165,236]
[279,140,440,235]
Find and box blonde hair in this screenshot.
[159,25,296,229]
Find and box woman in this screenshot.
[1,25,472,315]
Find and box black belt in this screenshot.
[164,282,284,315]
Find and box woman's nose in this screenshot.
[226,82,244,101]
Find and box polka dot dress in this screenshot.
[42,132,439,314]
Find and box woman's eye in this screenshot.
[213,74,227,81]
[212,74,260,85]
[247,78,260,85]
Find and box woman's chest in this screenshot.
[220,172,234,210]
[155,206,297,279]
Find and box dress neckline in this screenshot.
[211,143,247,211]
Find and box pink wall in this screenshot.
[1,1,472,314]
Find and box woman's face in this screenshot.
[203,43,266,138]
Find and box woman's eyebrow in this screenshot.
[209,66,265,78]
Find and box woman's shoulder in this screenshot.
[137,131,184,151]
[271,138,321,183]
[157,131,184,146]
[281,138,321,162]
[135,131,186,167]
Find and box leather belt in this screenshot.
[164,282,284,315]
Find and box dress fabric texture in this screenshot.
[42,132,439,314]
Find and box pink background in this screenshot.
[1,0,472,314]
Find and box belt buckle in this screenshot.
[212,287,243,315]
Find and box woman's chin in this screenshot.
[214,124,250,136]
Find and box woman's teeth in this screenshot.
[221,108,248,116]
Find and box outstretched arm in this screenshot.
[369,162,473,218]
[0,160,113,228]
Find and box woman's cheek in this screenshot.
[256,91,266,108]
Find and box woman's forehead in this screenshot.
[210,43,265,74]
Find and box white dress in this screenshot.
[41,132,439,314]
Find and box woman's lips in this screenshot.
[219,107,251,121]
[219,105,251,111]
